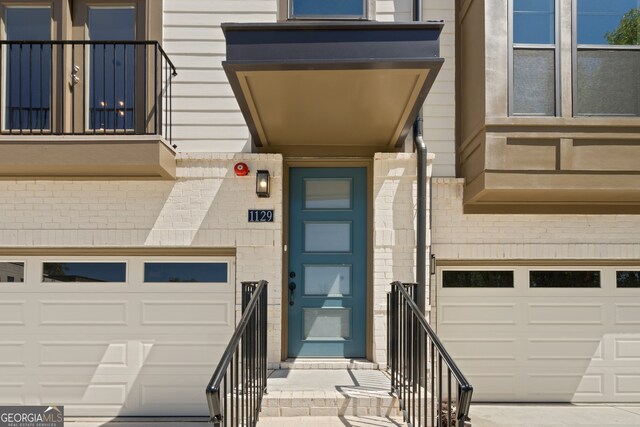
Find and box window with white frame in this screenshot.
[510,0,559,116]
[575,0,640,116]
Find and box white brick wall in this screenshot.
[372,153,433,364]
[0,153,284,365]
[432,178,640,260]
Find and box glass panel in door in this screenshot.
[288,168,367,357]
[87,7,135,130]
[3,7,51,131]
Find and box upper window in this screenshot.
[510,0,558,116]
[575,0,640,116]
[290,0,366,20]
[577,0,640,45]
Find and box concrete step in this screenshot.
[279,359,379,370]
[257,415,404,427]
[260,369,400,417]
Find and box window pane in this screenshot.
[304,265,351,296]
[304,222,351,252]
[43,262,126,282]
[442,271,514,288]
[513,0,555,44]
[529,271,601,288]
[513,49,556,115]
[144,263,228,283]
[617,271,640,288]
[578,0,639,45]
[292,0,364,18]
[305,179,351,209]
[304,308,351,339]
[5,7,51,130]
[576,50,640,116]
[88,8,136,130]
[0,262,24,283]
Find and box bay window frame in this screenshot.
[572,0,640,117]
[508,0,561,116]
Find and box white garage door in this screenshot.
[0,255,235,416]
[437,266,640,402]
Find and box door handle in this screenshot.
[288,282,296,306]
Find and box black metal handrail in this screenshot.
[206,280,268,427]
[0,40,176,144]
[388,281,473,427]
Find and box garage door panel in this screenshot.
[527,303,603,325]
[526,373,594,400]
[38,381,128,406]
[141,341,227,368]
[439,303,517,325]
[38,341,128,367]
[140,299,232,327]
[574,374,605,398]
[526,338,603,361]
[0,300,26,325]
[462,373,517,400]
[136,375,210,416]
[0,341,26,367]
[39,300,129,326]
[438,265,640,402]
[614,373,640,396]
[615,304,640,324]
[614,336,640,360]
[0,255,236,416]
[442,338,517,361]
[0,382,25,404]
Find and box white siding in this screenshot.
[164,0,457,170]
[163,0,277,152]
[423,0,456,177]
[377,0,457,177]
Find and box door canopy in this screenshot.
[222,22,444,153]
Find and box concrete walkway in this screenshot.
[65,404,640,426]
[470,403,640,426]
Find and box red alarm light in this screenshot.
[234,162,249,176]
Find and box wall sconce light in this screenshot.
[256,170,270,198]
[430,254,436,275]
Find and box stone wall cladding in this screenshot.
[372,153,433,364]
[0,152,284,365]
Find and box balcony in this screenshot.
[0,40,177,179]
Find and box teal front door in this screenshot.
[288,167,367,357]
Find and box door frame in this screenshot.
[69,0,162,134]
[281,158,373,360]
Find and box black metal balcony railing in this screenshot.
[0,40,176,143]
[206,281,268,427]
[388,282,473,427]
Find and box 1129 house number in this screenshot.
[248,209,274,222]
